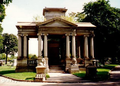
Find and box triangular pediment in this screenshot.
[37,17,77,27]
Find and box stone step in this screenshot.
[49,69,65,73]
[49,65,65,73]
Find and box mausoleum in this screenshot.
[15,7,96,73]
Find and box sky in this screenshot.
[1,0,120,56]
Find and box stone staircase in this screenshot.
[109,65,120,80]
[49,65,65,73]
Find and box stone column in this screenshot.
[72,34,78,65]
[23,34,28,59]
[38,33,42,58]
[44,34,48,58]
[66,34,70,58]
[72,34,76,58]
[65,33,71,71]
[84,35,89,59]
[90,35,95,59]
[43,33,49,73]
[18,34,22,59]
[78,46,81,58]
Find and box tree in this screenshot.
[75,12,86,22]
[61,15,77,23]
[68,12,86,22]
[0,0,12,22]
[33,15,46,22]
[0,53,5,59]
[2,33,18,64]
[0,0,12,5]
[82,0,120,63]
[0,0,12,52]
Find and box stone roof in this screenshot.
[16,21,96,28]
[37,17,77,27]
[16,22,38,26]
[43,7,67,15]
[76,22,96,27]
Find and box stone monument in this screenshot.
[35,58,46,81]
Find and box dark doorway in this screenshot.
[48,42,60,65]
[48,35,66,73]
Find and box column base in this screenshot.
[77,58,83,64]
[17,56,22,60]
[68,64,79,73]
[44,57,49,73]
[65,57,72,72]
[15,58,36,72]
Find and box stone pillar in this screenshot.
[72,34,76,58]
[43,33,49,73]
[18,34,22,59]
[44,34,48,58]
[72,34,77,65]
[38,33,42,58]
[84,35,89,59]
[90,35,95,59]
[66,34,70,58]
[78,46,81,58]
[23,34,28,58]
[65,34,71,71]
[27,37,29,59]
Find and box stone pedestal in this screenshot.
[65,58,72,72]
[86,66,97,78]
[69,64,79,73]
[15,58,28,72]
[35,66,46,81]
[45,57,49,73]
[84,59,92,67]
[91,59,99,67]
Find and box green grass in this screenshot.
[0,65,49,81]
[103,64,118,69]
[73,71,86,78]
[73,64,119,81]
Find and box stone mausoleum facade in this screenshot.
[15,8,96,73]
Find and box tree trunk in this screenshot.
[5,53,8,64]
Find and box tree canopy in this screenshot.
[1,33,18,64]
[0,0,12,54]
[81,0,120,63]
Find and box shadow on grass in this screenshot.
[82,71,109,82]
[25,77,35,80]
[0,70,15,75]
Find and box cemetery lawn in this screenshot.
[0,66,49,80]
[73,64,119,81]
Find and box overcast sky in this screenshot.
[1,0,120,55]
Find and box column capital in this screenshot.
[23,34,28,36]
[84,35,89,37]
[42,33,48,36]
[90,34,95,37]
[17,34,23,36]
[65,33,70,36]
[71,33,76,36]
[37,33,42,36]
